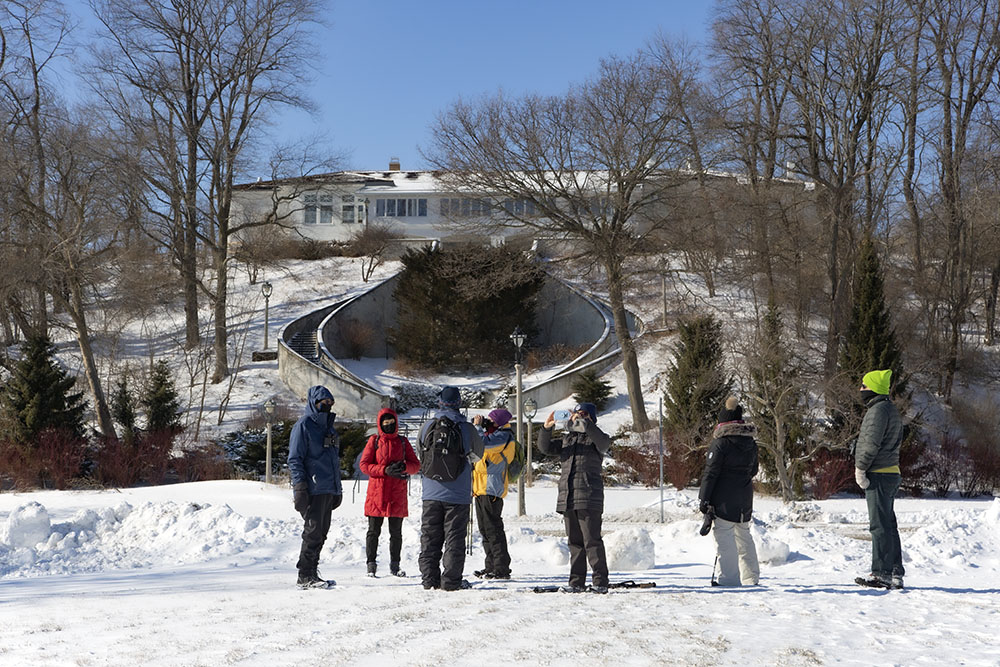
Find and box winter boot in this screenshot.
[890,575,904,590]
[587,585,609,594]
[390,562,406,577]
[474,569,492,578]
[367,562,377,578]
[559,585,587,593]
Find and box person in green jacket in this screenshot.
[853,369,905,590]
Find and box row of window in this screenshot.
[303,193,362,225]
[375,198,428,217]
[302,193,549,224]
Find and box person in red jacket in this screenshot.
[359,408,420,577]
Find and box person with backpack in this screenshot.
[698,396,760,587]
[471,408,516,580]
[287,385,342,589]
[537,402,612,593]
[853,369,905,590]
[359,407,420,578]
[417,386,483,591]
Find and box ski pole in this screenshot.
[711,554,718,586]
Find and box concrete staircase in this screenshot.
[288,330,319,361]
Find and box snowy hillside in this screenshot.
[2,481,999,665]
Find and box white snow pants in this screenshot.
[712,517,760,586]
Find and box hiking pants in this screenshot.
[475,495,511,576]
[418,500,470,589]
[712,517,760,586]
[366,515,403,570]
[563,508,608,588]
[296,493,340,575]
[866,472,904,578]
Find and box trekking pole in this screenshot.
[467,502,474,555]
[711,554,718,586]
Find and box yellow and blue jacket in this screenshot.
[473,426,515,498]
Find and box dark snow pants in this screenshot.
[563,508,609,588]
[866,472,904,578]
[296,493,341,576]
[418,500,470,590]
[475,495,511,577]
[366,515,403,569]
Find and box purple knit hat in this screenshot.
[487,408,512,427]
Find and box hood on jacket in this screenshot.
[712,421,757,441]
[305,386,335,422]
[377,407,399,436]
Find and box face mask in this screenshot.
[317,400,333,413]
[860,389,878,403]
[381,420,396,434]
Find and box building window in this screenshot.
[342,196,356,223]
[319,193,334,224]
[376,199,385,216]
[303,193,317,224]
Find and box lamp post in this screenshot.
[264,398,276,484]
[523,397,537,487]
[261,281,273,350]
[510,326,527,516]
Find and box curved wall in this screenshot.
[277,272,640,418]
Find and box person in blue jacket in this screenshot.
[417,386,483,591]
[287,386,342,589]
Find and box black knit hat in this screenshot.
[718,396,743,423]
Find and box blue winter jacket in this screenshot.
[287,386,342,495]
[418,408,483,505]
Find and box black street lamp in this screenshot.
[510,327,527,515]
[261,281,273,350]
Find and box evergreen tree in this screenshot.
[111,376,139,444]
[0,334,87,445]
[839,236,905,393]
[662,314,730,483]
[389,244,545,370]
[572,369,614,411]
[143,360,182,433]
[747,300,810,500]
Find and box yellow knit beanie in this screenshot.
[862,369,892,395]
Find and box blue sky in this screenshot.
[294,0,714,171]
[58,0,713,172]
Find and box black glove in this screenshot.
[330,494,342,511]
[699,500,710,515]
[293,483,309,517]
[385,460,407,478]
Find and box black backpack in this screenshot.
[420,416,466,482]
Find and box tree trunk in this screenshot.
[61,281,117,440]
[211,243,229,383]
[604,257,649,431]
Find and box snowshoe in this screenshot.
[559,585,587,593]
[297,573,335,589]
[855,574,891,589]
[442,579,473,591]
[390,569,407,578]
[474,569,492,578]
[586,585,609,594]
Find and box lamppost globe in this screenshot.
[261,281,273,298]
[264,398,276,417]
[523,397,537,420]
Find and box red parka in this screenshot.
[359,408,420,517]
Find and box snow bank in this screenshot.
[0,500,295,577]
[605,526,655,570]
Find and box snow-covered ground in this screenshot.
[2,481,999,666]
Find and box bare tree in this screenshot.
[349,222,403,283]
[923,0,1000,401]
[426,40,708,430]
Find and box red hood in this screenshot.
[377,407,400,436]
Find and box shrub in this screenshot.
[608,435,661,487]
[172,445,235,482]
[219,420,292,478]
[340,319,375,360]
[93,431,175,487]
[32,428,87,489]
[807,449,855,500]
[572,369,614,411]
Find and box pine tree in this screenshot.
[662,314,730,483]
[111,376,139,444]
[571,369,614,411]
[747,300,810,500]
[143,360,181,433]
[839,236,905,393]
[0,334,87,445]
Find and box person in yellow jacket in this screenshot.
[471,408,516,580]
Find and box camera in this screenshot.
[480,417,495,431]
[568,417,588,433]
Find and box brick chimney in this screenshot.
[388,156,401,171]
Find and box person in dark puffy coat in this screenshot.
[699,396,760,587]
[853,369,905,590]
[537,402,612,594]
[360,407,420,578]
[287,385,342,589]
